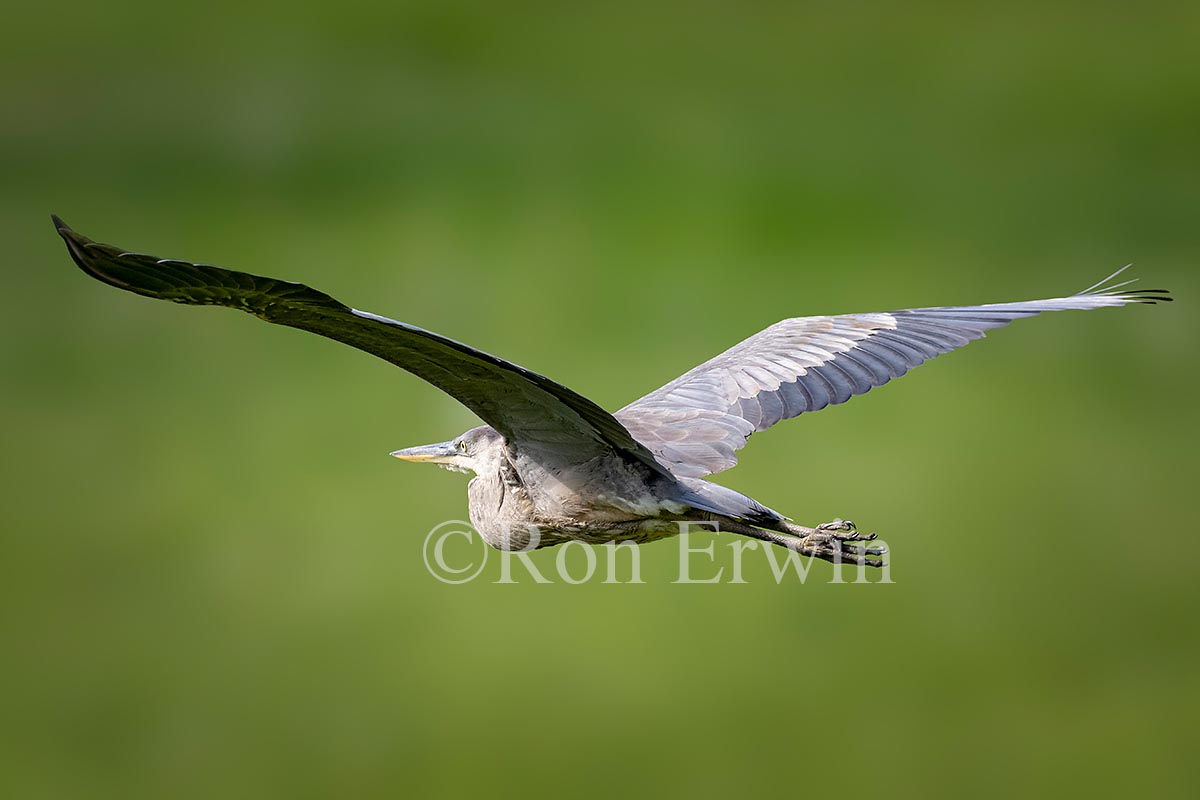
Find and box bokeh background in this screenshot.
[2,2,1197,797]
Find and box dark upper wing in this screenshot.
[54,216,669,477]
[617,271,1170,478]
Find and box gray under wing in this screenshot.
[617,271,1168,478]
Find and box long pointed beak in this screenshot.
[389,442,458,464]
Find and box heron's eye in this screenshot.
[456,440,467,453]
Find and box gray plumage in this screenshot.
[55,216,1170,566]
[616,289,1158,478]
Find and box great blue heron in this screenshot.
[55,216,1171,568]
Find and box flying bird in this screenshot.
[55,216,1170,567]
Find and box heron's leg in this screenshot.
[714,518,887,568]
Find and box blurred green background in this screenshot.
[2,2,1197,797]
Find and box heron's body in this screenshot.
[457,426,690,549]
[55,216,1170,566]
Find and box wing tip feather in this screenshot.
[1078,266,1173,304]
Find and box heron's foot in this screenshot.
[796,530,887,567]
[816,518,877,542]
[775,519,885,567]
[755,519,886,567]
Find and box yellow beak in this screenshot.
[389,442,458,464]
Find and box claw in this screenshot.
[841,541,887,556]
[816,519,879,542]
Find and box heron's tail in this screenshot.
[671,478,785,525]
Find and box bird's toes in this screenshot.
[843,541,887,557]
[797,534,887,568]
[826,546,887,569]
[816,519,879,541]
[816,518,857,534]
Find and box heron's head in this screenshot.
[389,426,499,475]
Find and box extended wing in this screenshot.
[55,216,668,478]
[617,271,1169,478]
